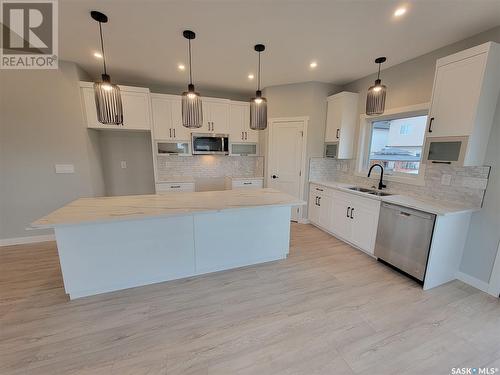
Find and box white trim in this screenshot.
[297,218,310,224]
[456,271,490,293]
[267,116,309,221]
[0,234,55,247]
[487,240,500,297]
[355,103,430,186]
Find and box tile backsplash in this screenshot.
[309,158,490,207]
[157,155,264,181]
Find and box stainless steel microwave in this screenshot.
[192,133,229,155]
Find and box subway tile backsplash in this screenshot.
[157,155,264,181]
[309,158,490,207]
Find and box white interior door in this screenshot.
[268,120,305,221]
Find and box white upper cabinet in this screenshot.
[229,101,259,143]
[80,82,152,131]
[151,94,190,141]
[425,42,500,165]
[324,92,359,159]
[201,98,230,134]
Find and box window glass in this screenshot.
[369,115,427,175]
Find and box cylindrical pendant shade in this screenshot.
[94,82,123,125]
[250,97,267,130]
[366,84,387,115]
[181,91,203,128]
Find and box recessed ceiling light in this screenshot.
[178,64,185,71]
[394,7,407,17]
[93,52,102,59]
[310,61,318,69]
[248,74,254,80]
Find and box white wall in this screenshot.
[260,82,341,217]
[343,26,500,283]
[0,61,105,240]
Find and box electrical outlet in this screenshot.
[441,174,452,186]
[120,161,127,169]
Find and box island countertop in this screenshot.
[32,188,305,228]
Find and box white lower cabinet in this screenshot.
[309,184,380,255]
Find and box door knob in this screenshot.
[272,175,278,179]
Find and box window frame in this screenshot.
[355,103,430,186]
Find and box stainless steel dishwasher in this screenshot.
[374,203,436,283]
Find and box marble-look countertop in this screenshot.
[225,176,264,181]
[32,188,305,228]
[156,176,195,183]
[310,180,479,216]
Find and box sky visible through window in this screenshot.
[369,115,428,175]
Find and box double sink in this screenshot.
[348,187,393,197]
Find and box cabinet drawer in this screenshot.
[156,182,195,192]
[310,184,334,197]
[232,179,263,189]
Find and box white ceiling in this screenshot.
[60,0,500,95]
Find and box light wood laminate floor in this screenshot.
[1,223,499,375]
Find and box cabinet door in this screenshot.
[428,52,486,137]
[308,191,320,225]
[210,101,230,134]
[201,101,211,132]
[349,199,380,254]
[318,195,333,230]
[170,98,191,140]
[122,91,151,130]
[151,96,173,139]
[229,103,246,142]
[325,99,342,142]
[330,193,351,241]
[81,87,102,128]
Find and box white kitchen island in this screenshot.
[32,188,304,299]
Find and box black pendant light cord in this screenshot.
[376,62,381,80]
[188,38,193,85]
[257,51,261,91]
[98,21,107,76]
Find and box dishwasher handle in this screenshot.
[381,202,435,220]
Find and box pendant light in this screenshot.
[181,30,203,129]
[250,44,267,130]
[366,57,387,116]
[90,11,123,125]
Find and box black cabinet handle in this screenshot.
[315,187,324,192]
[169,128,172,137]
[173,129,176,138]
[350,207,354,219]
[428,117,435,133]
[336,129,340,139]
[315,196,318,206]
[318,197,321,207]
[346,206,350,218]
[431,161,452,164]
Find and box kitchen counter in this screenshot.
[33,189,304,299]
[310,180,479,216]
[32,188,304,228]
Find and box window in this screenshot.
[368,115,427,175]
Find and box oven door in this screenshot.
[192,134,229,155]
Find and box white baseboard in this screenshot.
[297,218,310,224]
[456,271,490,293]
[0,234,55,247]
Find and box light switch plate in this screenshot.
[441,174,452,186]
[120,161,127,169]
[55,164,75,174]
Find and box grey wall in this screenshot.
[261,81,341,217]
[0,61,105,239]
[342,26,500,283]
[98,131,155,196]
